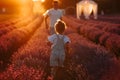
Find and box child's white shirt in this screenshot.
[48,34,70,48]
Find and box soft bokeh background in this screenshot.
[0,0,120,16]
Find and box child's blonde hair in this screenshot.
[54,20,67,34]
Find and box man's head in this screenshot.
[53,0,59,9]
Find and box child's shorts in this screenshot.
[50,50,65,67]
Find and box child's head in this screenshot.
[54,20,66,34]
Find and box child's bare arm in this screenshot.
[65,42,70,54]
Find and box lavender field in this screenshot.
[0,14,120,80]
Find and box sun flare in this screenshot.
[32,0,45,14]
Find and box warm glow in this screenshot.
[0,0,45,16]
[32,0,45,14]
[33,0,45,3]
[41,0,45,2]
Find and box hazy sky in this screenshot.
[0,0,33,7]
[0,0,33,14]
[0,0,20,7]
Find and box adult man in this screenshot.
[44,0,63,35]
